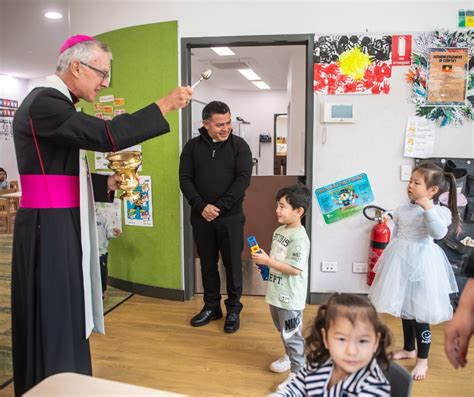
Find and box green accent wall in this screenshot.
[81,21,182,290]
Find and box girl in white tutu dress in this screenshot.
[369,162,460,381]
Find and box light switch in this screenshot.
[401,164,412,181]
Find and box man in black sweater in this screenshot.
[179,101,252,333]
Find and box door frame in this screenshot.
[273,112,288,175]
[180,34,314,300]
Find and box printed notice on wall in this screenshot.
[392,35,412,66]
[426,47,468,106]
[403,117,435,158]
[314,173,375,224]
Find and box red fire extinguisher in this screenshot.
[363,205,392,286]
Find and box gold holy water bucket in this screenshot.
[106,150,142,201]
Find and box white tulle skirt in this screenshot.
[369,237,458,324]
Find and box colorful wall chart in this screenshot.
[124,176,153,227]
[315,173,375,224]
[314,35,392,95]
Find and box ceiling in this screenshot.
[191,45,304,91]
[0,1,303,91]
[0,0,71,79]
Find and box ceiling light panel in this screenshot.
[253,81,271,90]
[211,47,235,56]
[44,11,63,19]
[238,69,261,81]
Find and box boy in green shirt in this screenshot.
[251,184,311,390]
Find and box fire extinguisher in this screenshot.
[363,205,392,286]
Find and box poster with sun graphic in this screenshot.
[314,35,393,95]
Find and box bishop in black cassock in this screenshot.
[11,35,191,396]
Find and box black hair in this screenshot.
[305,293,392,371]
[412,162,461,235]
[275,184,312,217]
[202,101,231,121]
[0,168,6,176]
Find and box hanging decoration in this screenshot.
[314,35,393,95]
[406,29,473,126]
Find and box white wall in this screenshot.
[0,74,28,185]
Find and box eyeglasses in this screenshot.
[79,61,110,83]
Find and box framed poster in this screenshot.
[426,47,469,106]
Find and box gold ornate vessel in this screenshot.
[106,150,142,201]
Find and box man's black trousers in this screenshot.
[191,212,245,314]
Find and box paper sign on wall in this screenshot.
[403,116,435,158]
[392,35,412,66]
[315,173,375,224]
[426,47,469,106]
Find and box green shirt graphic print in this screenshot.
[265,225,310,311]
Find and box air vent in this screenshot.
[210,61,249,70]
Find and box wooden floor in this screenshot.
[2,295,474,396]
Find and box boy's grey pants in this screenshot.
[269,304,305,373]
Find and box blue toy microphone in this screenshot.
[247,235,269,281]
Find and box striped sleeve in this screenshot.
[271,366,308,396]
[272,361,332,396]
[357,360,391,396]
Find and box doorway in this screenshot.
[181,34,314,299]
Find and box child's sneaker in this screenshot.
[276,372,297,391]
[269,355,291,373]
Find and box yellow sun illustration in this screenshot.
[339,47,372,80]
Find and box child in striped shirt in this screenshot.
[270,293,392,396]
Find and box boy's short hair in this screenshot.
[276,184,312,217]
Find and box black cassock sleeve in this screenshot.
[91,173,114,203]
[30,88,170,152]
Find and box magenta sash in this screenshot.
[20,174,80,208]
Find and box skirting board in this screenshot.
[108,276,185,301]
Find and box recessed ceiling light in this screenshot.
[211,47,235,56]
[45,11,63,19]
[238,69,261,81]
[253,81,270,90]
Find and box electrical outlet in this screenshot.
[353,262,368,273]
[321,261,337,272]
